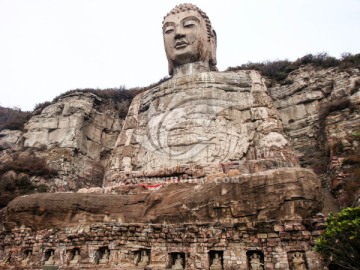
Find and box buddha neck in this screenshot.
[173,61,210,77]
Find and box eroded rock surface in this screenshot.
[269,66,360,206]
[19,91,123,191]
[0,218,326,269]
[0,130,22,150]
[270,66,360,170]
[3,167,322,231]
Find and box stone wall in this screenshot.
[0,217,325,270]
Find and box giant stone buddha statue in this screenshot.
[3,4,323,231]
[105,3,300,184]
[101,3,322,222]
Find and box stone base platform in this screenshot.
[2,168,322,231]
[0,167,324,269]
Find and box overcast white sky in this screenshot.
[1,0,359,111]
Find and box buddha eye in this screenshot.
[183,20,196,28]
[164,26,174,34]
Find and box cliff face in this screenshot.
[269,66,360,207]
[2,70,324,230]
[0,92,123,194]
[269,66,360,169]
[1,64,357,270]
[0,65,359,208]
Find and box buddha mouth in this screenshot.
[175,41,188,49]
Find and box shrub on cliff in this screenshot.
[0,155,58,177]
[226,59,293,83]
[227,52,360,84]
[339,53,360,70]
[0,106,31,132]
[47,76,170,119]
[0,155,57,208]
[294,52,339,68]
[315,207,360,270]
[33,101,52,114]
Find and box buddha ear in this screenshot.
[209,29,218,71]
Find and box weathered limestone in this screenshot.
[69,249,80,265]
[21,91,123,191]
[20,250,31,266]
[99,249,110,264]
[269,65,360,206]
[210,253,222,270]
[249,253,263,270]
[137,250,150,267]
[44,250,55,265]
[0,129,22,150]
[269,65,360,170]
[172,254,184,269]
[292,252,307,270]
[105,3,301,186]
[25,92,122,154]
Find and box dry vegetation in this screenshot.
[227,52,360,85]
[0,154,57,207]
[33,76,170,117]
[0,154,58,177]
[0,106,31,132]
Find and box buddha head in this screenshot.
[162,3,217,75]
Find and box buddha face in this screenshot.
[163,10,212,74]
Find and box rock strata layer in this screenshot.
[3,167,322,230]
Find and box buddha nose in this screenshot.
[174,26,186,39]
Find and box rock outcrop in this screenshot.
[269,66,360,206]
[2,91,124,191]
[0,130,22,150]
[270,66,360,169]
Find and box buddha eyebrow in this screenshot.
[181,16,200,24]
[163,22,175,30]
